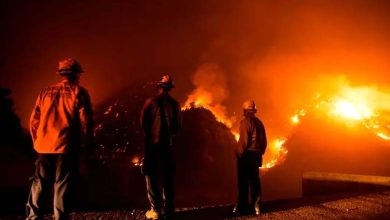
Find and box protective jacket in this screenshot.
[237,114,267,156]
[30,80,93,153]
[140,92,181,146]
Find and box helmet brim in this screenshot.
[157,82,175,88]
[244,109,257,113]
[58,70,84,75]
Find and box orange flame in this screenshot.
[182,93,289,170]
[182,93,234,128]
[182,76,389,172]
[288,83,390,141]
[182,63,295,170]
[260,138,288,170]
[131,156,142,167]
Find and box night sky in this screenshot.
[1,0,389,127]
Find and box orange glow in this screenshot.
[182,93,234,129]
[289,83,390,141]
[331,99,372,120]
[291,114,300,124]
[260,138,288,170]
[376,132,390,140]
[182,93,289,170]
[290,109,306,125]
[233,132,240,142]
[131,156,142,167]
[182,81,390,172]
[327,85,389,140]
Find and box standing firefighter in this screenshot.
[26,58,93,220]
[233,100,267,216]
[140,75,182,220]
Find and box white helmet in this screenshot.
[242,100,257,112]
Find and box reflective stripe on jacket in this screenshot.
[30,80,93,153]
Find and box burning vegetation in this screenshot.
[181,64,389,172]
[92,84,238,206]
[288,80,390,141]
[90,72,390,204]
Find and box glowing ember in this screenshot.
[291,114,300,124]
[291,109,306,125]
[131,156,142,167]
[104,105,113,115]
[376,132,390,140]
[233,132,240,142]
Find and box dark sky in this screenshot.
[1,0,389,127]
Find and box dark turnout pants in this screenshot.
[26,154,75,220]
[142,143,175,213]
[236,151,262,211]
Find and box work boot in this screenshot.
[252,197,262,216]
[161,207,174,219]
[254,205,261,216]
[232,204,249,216]
[145,209,160,220]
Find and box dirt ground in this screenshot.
[2,190,389,220]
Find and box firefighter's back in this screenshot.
[34,80,83,153]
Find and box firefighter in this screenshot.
[233,100,267,216]
[140,75,182,220]
[26,58,93,220]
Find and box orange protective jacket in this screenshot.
[30,80,93,154]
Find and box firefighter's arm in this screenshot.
[140,99,151,135]
[260,122,267,155]
[78,89,94,153]
[173,101,182,135]
[236,119,249,157]
[29,92,42,142]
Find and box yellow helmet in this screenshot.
[242,100,257,112]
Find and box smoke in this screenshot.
[1,0,389,201]
[183,63,235,128]
[2,0,390,139]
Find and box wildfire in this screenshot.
[182,98,239,141]
[288,84,390,141]
[182,95,234,128]
[332,99,372,120]
[182,92,289,170]
[260,138,288,170]
[182,77,389,171]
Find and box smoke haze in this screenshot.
[1,0,389,128]
[1,0,390,205]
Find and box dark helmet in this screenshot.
[157,75,175,88]
[57,58,84,75]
